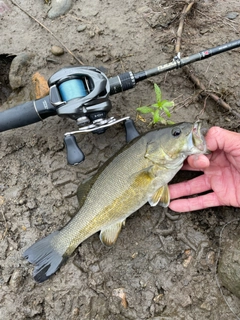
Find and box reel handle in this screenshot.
[124,118,140,142]
[64,135,85,165]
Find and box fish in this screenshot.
[23,121,207,283]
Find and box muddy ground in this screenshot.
[0,0,240,319]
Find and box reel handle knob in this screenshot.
[64,135,85,165]
[124,118,140,143]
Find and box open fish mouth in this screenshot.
[191,121,207,152]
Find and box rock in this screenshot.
[9,53,34,90]
[218,238,240,299]
[9,269,23,288]
[51,45,64,56]
[226,12,239,20]
[48,0,72,19]
[89,30,95,38]
[32,72,49,99]
[77,24,87,32]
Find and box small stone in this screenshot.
[112,288,128,309]
[131,252,138,259]
[51,45,64,56]
[183,255,192,268]
[89,31,95,38]
[27,199,37,209]
[72,307,79,316]
[77,24,87,32]
[200,300,212,311]
[9,269,23,288]
[0,195,5,205]
[180,294,192,308]
[153,294,164,303]
[206,251,215,266]
[226,12,239,20]
[48,0,72,19]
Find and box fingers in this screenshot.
[169,192,221,212]
[183,154,210,171]
[206,127,240,155]
[169,174,211,200]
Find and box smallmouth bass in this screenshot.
[24,121,207,282]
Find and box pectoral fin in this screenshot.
[100,220,125,247]
[130,165,158,187]
[149,185,170,207]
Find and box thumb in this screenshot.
[187,154,210,169]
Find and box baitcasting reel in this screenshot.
[48,66,139,165]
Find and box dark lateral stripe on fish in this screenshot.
[23,231,66,283]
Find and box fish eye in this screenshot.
[171,127,182,137]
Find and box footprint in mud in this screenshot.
[51,168,78,199]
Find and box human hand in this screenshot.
[169,126,240,212]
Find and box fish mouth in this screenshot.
[189,121,207,153]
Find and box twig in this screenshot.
[175,1,195,54]
[183,66,240,119]
[11,0,84,65]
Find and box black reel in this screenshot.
[48,66,139,165]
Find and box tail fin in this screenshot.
[23,231,67,283]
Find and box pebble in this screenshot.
[48,0,72,19]
[89,31,95,38]
[9,269,23,288]
[51,45,64,56]
[77,24,87,32]
[226,12,239,20]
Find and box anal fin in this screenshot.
[149,185,170,207]
[100,220,125,247]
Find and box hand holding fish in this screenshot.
[169,127,240,212]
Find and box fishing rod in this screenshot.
[1,39,240,165]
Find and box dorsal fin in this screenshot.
[76,175,96,209]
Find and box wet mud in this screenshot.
[0,0,240,319]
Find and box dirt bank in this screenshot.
[0,0,240,319]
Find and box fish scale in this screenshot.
[24,121,207,282]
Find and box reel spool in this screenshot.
[48,66,112,122]
[58,78,88,101]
